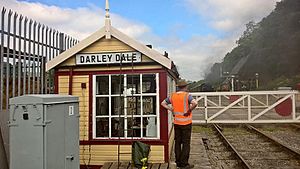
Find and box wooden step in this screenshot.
[102,162,176,169]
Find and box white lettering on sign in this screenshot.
[69,106,74,116]
[75,52,142,65]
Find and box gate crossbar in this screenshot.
[207,95,248,121]
[251,94,292,121]
[191,90,300,123]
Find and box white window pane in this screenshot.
[96,76,109,95]
[143,117,157,138]
[111,75,124,94]
[142,74,156,93]
[143,96,156,115]
[111,117,124,137]
[96,118,109,137]
[127,96,141,115]
[96,97,109,116]
[94,73,159,139]
[111,96,124,115]
[127,75,140,94]
[127,117,141,137]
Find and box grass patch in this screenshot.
[261,127,276,132]
[223,127,249,134]
[192,125,213,133]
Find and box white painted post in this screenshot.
[292,94,296,120]
[248,95,251,121]
[231,76,235,91]
[204,95,208,121]
[108,75,112,138]
[124,75,128,138]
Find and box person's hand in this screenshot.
[183,109,191,116]
[183,112,190,116]
[168,107,174,112]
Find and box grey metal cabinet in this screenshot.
[9,95,79,169]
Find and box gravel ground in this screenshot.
[193,125,300,169]
[194,126,243,169]
[257,124,300,153]
[222,125,300,169]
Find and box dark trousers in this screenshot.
[174,123,192,167]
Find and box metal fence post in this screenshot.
[17,15,23,96]
[6,10,13,111]
[0,6,79,168]
[0,6,78,99]
[41,25,45,94]
[12,12,18,97]
[23,17,28,95]
[0,7,9,169]
[59,32,64,54]
[27,19,33,94]
[0,8,6,110]
[32,21,37,94]
[37,23,41,94]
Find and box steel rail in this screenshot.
[246,125,300,159]
[212,124,252,169]
[291,124,300,130]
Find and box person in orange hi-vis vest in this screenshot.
[161,79,198,169]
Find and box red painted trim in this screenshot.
[159,72,169,162]
[167,70,179,81]
[80,140,164,145]
[89,74,93,140]
[54,69,59,94]
[56,68,165,76]
[56,71,70,76]
[59,62,159,70]
[55,68,170,161]
[80,165,101,169]
[69,68,73,95]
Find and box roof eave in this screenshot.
[46,27,106,71]
[46,26,173,71]
[110,27,172,69]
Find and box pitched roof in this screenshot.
[46,26,172,71]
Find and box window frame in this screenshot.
[92,73,160,139]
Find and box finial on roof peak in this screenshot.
[105,0,110,18]
[105,0,111,39]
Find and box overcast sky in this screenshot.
[0,0,280,81]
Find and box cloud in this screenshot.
[162,35,236,80]
[132,0,280,81]
[185,0,280,32]
[164,0,279,80]
[0,0,150,40]
[0,0,279,81]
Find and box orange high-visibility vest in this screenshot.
[170,92,192,125]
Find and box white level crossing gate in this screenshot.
[191,90,300,124]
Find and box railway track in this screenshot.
[254,124,300,154]
[211,124,300,169]
[201,126,245,169]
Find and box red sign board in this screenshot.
[275,98,292,116]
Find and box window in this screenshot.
[93,73,159,139]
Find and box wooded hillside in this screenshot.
[205,0,300,90]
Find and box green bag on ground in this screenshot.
[132,141,151,169]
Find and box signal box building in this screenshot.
[46,2,179,168]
